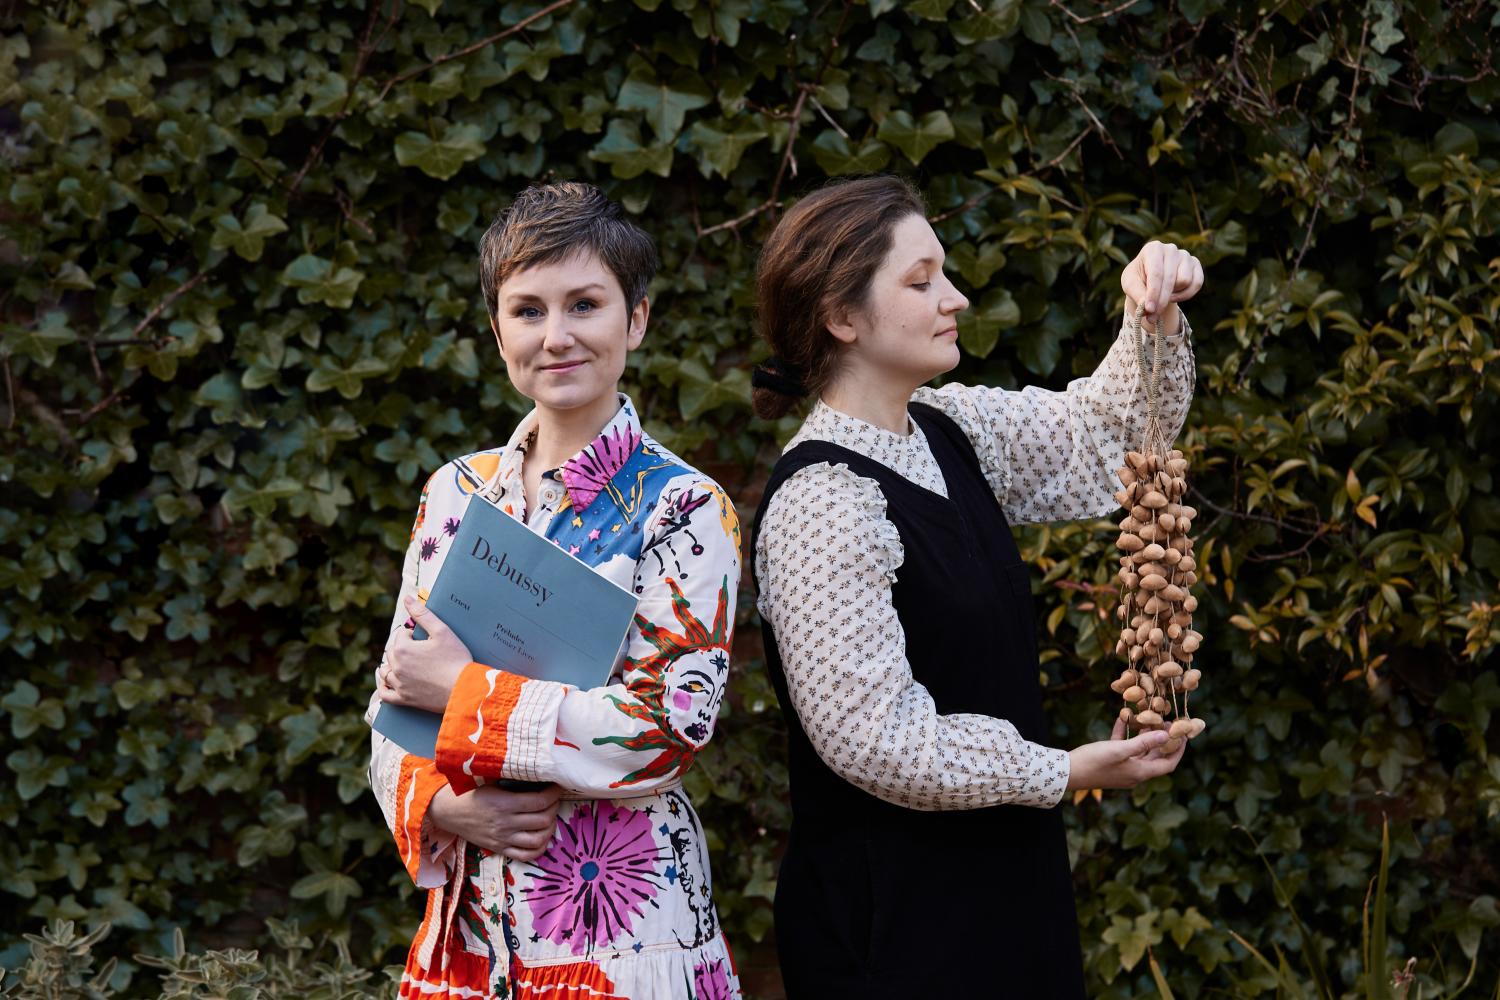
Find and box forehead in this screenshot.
[880,213,943,273]
[500,248,621,297]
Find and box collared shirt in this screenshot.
[367,395,742,1000]
[754,315,1195,811]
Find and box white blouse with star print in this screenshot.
[755,316,1195,811]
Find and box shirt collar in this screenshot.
[494,394,644,513]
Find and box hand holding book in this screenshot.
[378,594,475,715]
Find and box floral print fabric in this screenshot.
[754,316,1195,811]
[367,395,741,999]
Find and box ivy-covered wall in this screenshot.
[2,0,1498,995]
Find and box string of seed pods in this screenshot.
[1109,305,1205,753]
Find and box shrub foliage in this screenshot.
[3,0,1498,994]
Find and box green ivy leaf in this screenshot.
[956,288,1020,359]
[877,110,955,165]
[688,118,769,178]
[281,254,366,309]
[3,310,76,367]
[615,66,712,141]
[210,203,288,262]
[589,119,674,179]
[810,131,892,175]
[393,123,487,180]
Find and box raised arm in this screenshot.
[916,240,1203,525]
[403,478,742,797]
[755,464,1070,810]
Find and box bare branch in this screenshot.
[372,0,575,107]
[132,266,214,339]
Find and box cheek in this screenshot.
[672,690,693,711]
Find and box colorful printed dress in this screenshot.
[365,395,742,1000]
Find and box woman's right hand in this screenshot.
[1066,718,1186,791]
[427,782,563,861]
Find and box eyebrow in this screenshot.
[505,283,609,304]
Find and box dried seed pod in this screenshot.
[1126,451,1148,470]
[1118,466,1137,486]
[1139,543,1166,562]
[1183,669,1201,691]
[1123,685,1145,702]
[1120,628,1137,646]
[1141,491,1169,509]
[1157,513,1177,533]
[1160,584,1186,602]
[1162,736,1183,753]
[1119,669,1139,687]
[1150,696,1169,714]
[1187,718,1207,737]
[1131,504,1151,522]
[1136,709,1164,727]
[1140,675,1156,695]
[1117,532,1145,552]
[1119,706,1134,723]
[1140,574,1168,591]
[1168,718,1193,738]
[1157,663,1183,678]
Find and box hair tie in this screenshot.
[752,358,809,398]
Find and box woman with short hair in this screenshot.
[751,175,1201,997]
[368,181,742,1000]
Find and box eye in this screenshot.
[515,305,542,320]
[572,299,597,313]
[911,282,931,291]
[678,680,707,694]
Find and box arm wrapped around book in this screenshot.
[433,479,741,796]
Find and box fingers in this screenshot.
[1118,729,1169,761]
[1125,241,1203,315]
[1110,716,1126,741]
[1153,246,1180,317]
[1121,257,1147,307]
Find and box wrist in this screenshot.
[427,783,456,826]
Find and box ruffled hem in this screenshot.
[511,933,740,1000]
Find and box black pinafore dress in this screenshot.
[751,403,1087,998]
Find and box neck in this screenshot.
[529,393,622,470]
[821,366,917,435]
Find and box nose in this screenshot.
[940,274,970,315]
[542,314,576,352]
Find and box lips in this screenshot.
[937,327,958,338]
[541,360,587,373]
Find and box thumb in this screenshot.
[403,593,440,629]
[1119,729,1169,759]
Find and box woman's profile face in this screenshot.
[491,250,648,415]
[839,213,970,387]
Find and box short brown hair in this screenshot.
[478,182,658,329]
[752,176,926,419]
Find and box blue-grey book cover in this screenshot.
[372,493,638,760]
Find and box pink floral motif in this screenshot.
[523,801,666,954]
[692,958,734,1000]
[561,424,642,512]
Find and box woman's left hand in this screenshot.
[1121,240,1204,335]
[378,594,474,714]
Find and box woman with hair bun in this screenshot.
[750,175,1203,997]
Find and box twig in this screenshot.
[289,0,404,194]
[76,375,141,427]
[1187,486,1326,536]
[17,386,76,451]
[133,267,212,339]
[697,87,811,238]
[1043,127,1091,169]
[1049,0,1147,25]
[929,186,1000,225]
[372,0,574,106]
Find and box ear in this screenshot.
[824,298,858,346]
[626,296,650,350]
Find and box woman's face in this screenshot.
[491,251,647,415]
[835,213,970,387]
